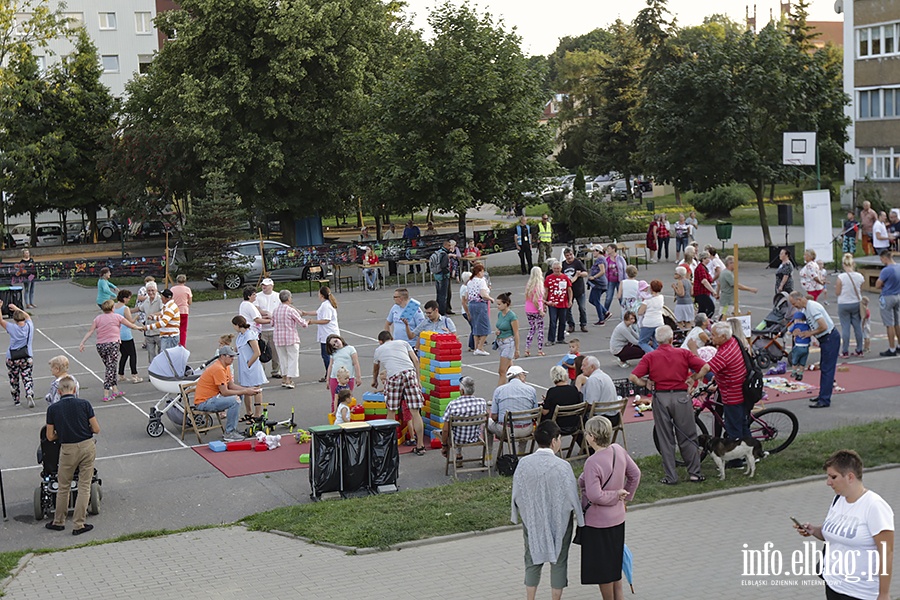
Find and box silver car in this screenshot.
[206,240,301,290]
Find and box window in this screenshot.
[857,22,900,58]
[886,89,896,118]
[872,27,882,55]
[859,27,869,57]
[886,24,896,54]
[135,12,152,34]
[36,55,46,73]
[101,55,119,73]
[138,54,153,74]
[860,90,873,119]
[98,12,116,30]
[857,147,900,180]
[64,12,84,29]
[857,87,900,120]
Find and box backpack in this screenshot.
[739,342,764,407]
[254,338,272,364]
[428,249,444,277]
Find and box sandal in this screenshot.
[689,475,706,483]
[659,477,678,485]
[239,414,254,423]
[413,446,426,456]
[102,396,112,403]
[404,439,418,447]
[538,351,545,356]
[318,376,327,383]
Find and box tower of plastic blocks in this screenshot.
[418,331,462,443]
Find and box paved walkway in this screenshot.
[4,467,898,599]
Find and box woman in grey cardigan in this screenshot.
[609,311,644,367]
[511,421,584,600]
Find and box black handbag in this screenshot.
[9,323,31,360]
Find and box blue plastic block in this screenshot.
[208,441,227,453]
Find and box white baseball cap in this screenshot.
[261,278,274,286]
[506,365,528,379]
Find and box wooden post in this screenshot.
[165,231,170,286]
[258,228,266,287]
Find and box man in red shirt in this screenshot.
[691,321,748,440]
[630,325,707,484]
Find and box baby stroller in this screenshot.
[661,305,688,347]
[146,347,205,438]
[34,426,102,521]
[750,292,793,369]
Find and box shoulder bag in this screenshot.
[847,272,865,321]
[9,322,31,360]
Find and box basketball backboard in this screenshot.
[783,132,816,166]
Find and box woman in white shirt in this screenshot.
[637,279,666,353]
[835,253,866,358]
[300,286,340,382]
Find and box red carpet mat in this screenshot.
[621,363,900,425]
[193,434,415,478]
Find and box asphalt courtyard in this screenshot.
[0,252,899,559]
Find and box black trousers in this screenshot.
[518,243,533,274]
[118,339,138,375]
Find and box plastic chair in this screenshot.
[179,383,225,444]
[444,413,491,478]
[551,402,589,461]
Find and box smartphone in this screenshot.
[790,516,806,530]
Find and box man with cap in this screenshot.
[144,288,181,351]
[489,365,538,455]
[254,278,281,378]
[193,347,262,442]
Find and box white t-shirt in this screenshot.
[239,300,262,333]
[641,294,665,328]
[254,291,279,332]
[873,220,890,249]
[467,276,489,302]
[373,340,416,378]
[681,326,707,350]
[836,272,865,305]
[821,490,894,599]
[316,301,339,343]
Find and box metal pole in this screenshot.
[0,464,7,520]
[816,143,821,190]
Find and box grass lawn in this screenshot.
[241,419,900,549]
[1,420,896,582]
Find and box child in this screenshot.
[861,296,871,353]
[843,211,859,255]
[788,311,811,380]
[218,333,235,348]
[816,260,829,305]
[333,389,352,425]
[559,338,580,384]
[45,355,80,405]
[332,366,352,413]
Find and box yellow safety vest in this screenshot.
[538,222,552,243]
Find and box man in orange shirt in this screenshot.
[194,347,262,441]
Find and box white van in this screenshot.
[10,224,64,247]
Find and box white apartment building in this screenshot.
[19,1,161,97]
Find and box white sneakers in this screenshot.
[223,432,244,442]
[473,349,490,356]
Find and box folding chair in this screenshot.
[444,413,491,478]
[495,407,541,459]
[307,265,330,297]
[334,264,355,293]
[587,397,629,450]
[551,402,589,461]
[179,383,225,444]
[633,243,649,270]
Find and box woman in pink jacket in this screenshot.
[578,415,641,599]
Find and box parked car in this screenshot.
[565,181,604,200]
[10,224,64,247]
[65,222,85,244]
[206,240,304,290]
[609,180,630,201]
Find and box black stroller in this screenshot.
[34,426,102,521]
[750,292,794,369]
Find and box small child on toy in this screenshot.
[332,366,352,412]
[334,389,352,425]
[45,355,79,405]
[861,296,871,353]
[788,311,811,380]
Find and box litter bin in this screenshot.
[338,422,371,497]
[0,286,23,317]
[715,221,732,250]
[308,424,343,500]
[645,200,654,213]
[368,419,400,493]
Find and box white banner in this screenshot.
[802,190,834,263]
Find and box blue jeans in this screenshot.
[838,303,863,354]
[548,306,569,343]
[566,291,587,328]
[604,281,620,312]
[159,335,179,352]
[588,285,609,323]
[723,403,750,440]
[320,342,330,373]
[817,329,841,404]
[462,313,474,350]
[638,326,658,353]
[364,268,378,289]
[23,279,34,305]
[196,395,240,433]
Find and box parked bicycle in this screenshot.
[652,381,798,465]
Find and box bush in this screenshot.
[554,192,635,240]
[690,185,750,219]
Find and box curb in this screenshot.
[0,552,35,593]
[256,464,900,555]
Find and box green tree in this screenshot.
[0,0,71,84]
[640,24,849,245]
[360,2,552,235]
[179,171,249,289]
[115,0,400,244]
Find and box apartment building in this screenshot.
[847,0,900,203]
[17,1,164,97]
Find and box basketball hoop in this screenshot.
[783,132,816,166]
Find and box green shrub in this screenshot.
[691,185,750,219]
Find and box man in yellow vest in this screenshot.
[537,214,553,265]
